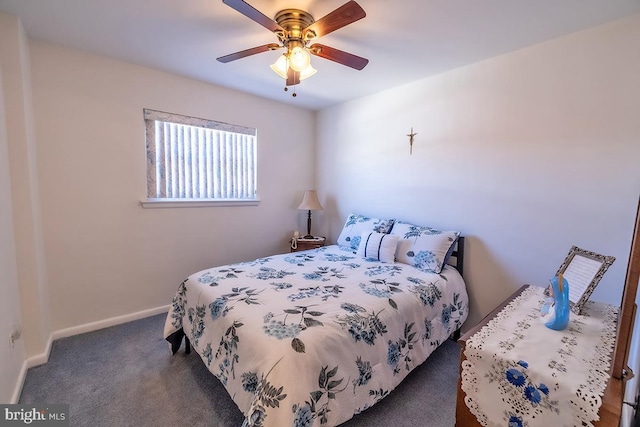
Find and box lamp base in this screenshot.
[304,209,313,240]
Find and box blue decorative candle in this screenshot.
[544,273,570,331]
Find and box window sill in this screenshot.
[140,198,261,208]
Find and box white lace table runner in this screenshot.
[461,286,618,427]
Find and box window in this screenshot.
[143,109,258,206]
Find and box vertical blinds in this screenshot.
[144,109,257,200]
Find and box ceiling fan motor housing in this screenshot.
[274,9,316,46]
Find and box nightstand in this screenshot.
[291,236,326,252]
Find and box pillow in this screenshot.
[390,221,460,273]
[336,213,395,250]
[356,232,399,263]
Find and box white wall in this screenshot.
[0,38,26,404]
[316,14,640,332]
[29,42,316,332]
[0,12,49,402]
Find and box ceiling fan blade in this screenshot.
[286,68,300,86]
[222,0,284,33]
[309,44,368,70]
[217,43,280,63]
[303,1,366,39]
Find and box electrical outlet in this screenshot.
[10,324,22,348]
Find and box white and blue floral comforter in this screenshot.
[163,245,468,427]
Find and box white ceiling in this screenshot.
[1,0,639,111]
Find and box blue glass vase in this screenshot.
[544,274,570,331]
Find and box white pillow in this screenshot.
[390,221,459,273]
[356,232,400,263]
[336,213,395,250]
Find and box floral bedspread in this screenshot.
[163,245,468,427]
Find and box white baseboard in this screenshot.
[26,335,53,369]
[51,304,170,341]
[15,332,52,402]
[13,305,170,402]
[10,360,28,404]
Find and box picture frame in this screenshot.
[554,245,615,314]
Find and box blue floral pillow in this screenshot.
[336,213,395,250]
[390,221,459,273]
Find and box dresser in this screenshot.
[455,285,626,426]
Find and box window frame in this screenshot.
[141,109,259,208]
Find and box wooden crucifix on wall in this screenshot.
[406,127,417,154]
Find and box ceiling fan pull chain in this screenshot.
[292,68,298,97]
[284,78,298,97]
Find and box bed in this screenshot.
[164,214,469,427]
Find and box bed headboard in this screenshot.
[447,236,465,277]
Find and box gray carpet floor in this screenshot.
[19,313,462,427]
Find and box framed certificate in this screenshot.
[555,246,615,314]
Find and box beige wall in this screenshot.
[29,41,316,332]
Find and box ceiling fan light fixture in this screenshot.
[299,64,317,80]
[270,54,289,79]
[270,53,316,81]
[289,46,311,72]
[221,0,368,92]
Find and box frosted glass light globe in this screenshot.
[289,46,311,72]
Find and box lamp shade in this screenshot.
[297,190,323,211]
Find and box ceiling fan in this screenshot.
[217,0,369,93]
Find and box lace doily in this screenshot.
[461,286,618,427]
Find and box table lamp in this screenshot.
[297,190,323,239]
